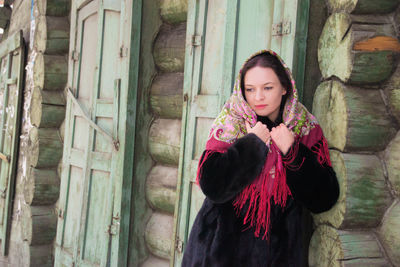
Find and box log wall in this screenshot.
[0,0,70,266]
[139,1,187,266]
[310,0,400,265]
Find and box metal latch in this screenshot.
[272,21,291,36]
[175,238,184,253]
[191,35,202,46]
[71,50,79,61]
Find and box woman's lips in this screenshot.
[255,105,267,109]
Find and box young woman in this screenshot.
[182,50,339,267]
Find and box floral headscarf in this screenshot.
[197,50,331,239]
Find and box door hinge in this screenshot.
[58,209,64,219]
[272,21,291,36]
[119,46,128,57]
[191,35,202,47]
[107,215,120,236]
[71,50,79,61]
[175,238,184,253]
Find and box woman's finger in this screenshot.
[245,121,251,132]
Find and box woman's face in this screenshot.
[243,66,287,121]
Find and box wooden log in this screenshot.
[378,201,400,266]
[30,87,66,128]
[21,205,57,246]
[33,53,68,91]
[384,62,400,124]
[160,0,188,24]
[313,80,396,152]
[150,72,183,119]
[29,127,63,168]
[146,165,177,214]
[23,167,60,206]
[313,150,393,228]
[149,119,181,166]
[154,23,186,73]
[37,0,70,17]
[318,13,396,84]
[384,132,400,196]
[327,0,400,14]
[144,212,173,260]
[59,119,65,142]
[309,225,390,267]
[0,6,12,29]
[141,255,169,267]
[29,245,53,267]
[34,15,70,54]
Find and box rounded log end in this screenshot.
[154,23,186,72]
[319,13,396,84]
[309,225,341,267]
[149,119,181,166]
[318,13,353,82]
[313,80,396,152]
[310,226,388,266]
[21,205,57,246]
[384,64,400,124]
[144,212,173,260]
[384,131,400,196]
[23,168,60,206]
[378,201,400,266]
[160,0,188,24]
[146,165,178,213]
[313,81,347,151]
[150,73,184,119]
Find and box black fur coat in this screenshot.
[182,116,339,267]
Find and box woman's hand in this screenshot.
[245,121,271,144]
[270,123,294,155]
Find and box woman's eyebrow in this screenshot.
[244,82,273,87]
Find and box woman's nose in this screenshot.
[255,89,264,100]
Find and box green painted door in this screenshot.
[54,0,138,266]
[0,31,24,255]
[172,0,309,265]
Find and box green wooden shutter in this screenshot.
[0,31,24,255]
[172,0,309,265]
[54,0,137,266]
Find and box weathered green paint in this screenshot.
[55,0,138,266]
[349,51,394,84]
[0,31,24,256]
[313,80,396,152]
[172,1,310,265]
[309,225,389,266]
[45,0,71,16]
[128,0,160,265]
[318,12,396,84]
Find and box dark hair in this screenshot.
[240,52,292,104]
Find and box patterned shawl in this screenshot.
[196,50,331,239]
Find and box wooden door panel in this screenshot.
[234,0,274,74]
[62,165,85,252]
[55,0,133,265]
[0,32,24,255]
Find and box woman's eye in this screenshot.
[245,88,254,92]
[264,86,273,90]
